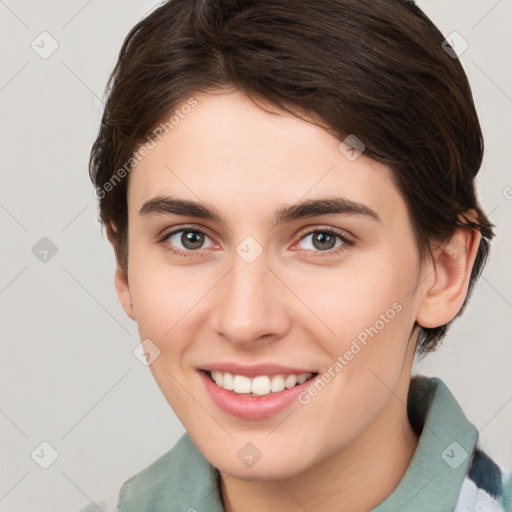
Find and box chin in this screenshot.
[193,435,317,482]
[216,456,308,482]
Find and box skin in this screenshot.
[110,88,481,511]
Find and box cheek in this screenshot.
[284,252,418,402]
[128,242,208,338]
[289,256,414,341]
[127,263,205,419]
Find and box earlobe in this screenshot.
[416,223,481,329]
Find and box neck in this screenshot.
[220,372,419,512]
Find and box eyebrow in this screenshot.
[138,196,381,225]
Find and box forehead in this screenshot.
[127,90,405,226]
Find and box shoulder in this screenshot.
[407,375,512,512]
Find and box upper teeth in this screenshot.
[210,371,313,396]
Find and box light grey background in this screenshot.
[0,1,510,511]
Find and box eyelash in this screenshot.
[157,225,355,259]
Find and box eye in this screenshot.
[157,225,354,259]
[158,226,216,256]
[295,228,353,257]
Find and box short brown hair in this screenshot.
[89,0,494,354]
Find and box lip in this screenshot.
[200,362,316,378]
[199,369,318,420]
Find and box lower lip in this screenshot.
[199,371,317,420]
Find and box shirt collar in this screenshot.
[371,376,478,511]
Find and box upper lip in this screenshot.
[200,362,317,378]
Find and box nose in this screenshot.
[211,247,291,348]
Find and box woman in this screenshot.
[89,0,511,510]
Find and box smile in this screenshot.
[199,367,319,420]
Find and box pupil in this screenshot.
[313,232,335,250]
[182,231,204,249]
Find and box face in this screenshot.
[120,89,427,480]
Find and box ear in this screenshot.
[416,215,482,329]
[106,222,136,321]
